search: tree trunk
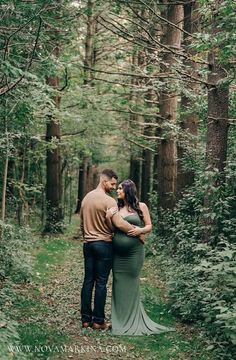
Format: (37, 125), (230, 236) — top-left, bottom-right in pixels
(6, 158), (14, 203)
(177, 1), (200, 198)
(75, 0), (95, 211)
(44, 74), (63, 233)
(203, 2), (229, 243)
(156, 3), (183, 209)
(2, 105), (9, 224)
(129, 51), (142, 197)
(17, 144), (27, 226)
(129, 37), (147, 199)
(130, 155), (141, 197)
(141, 84), (155, 205)
(69, 175), (73, 224)
(86, 161), (94, 193)
(141, 142), (152, 206)
(92, 165), (99, 188)
(84, 0), (95, 85)
(205, 63), (229, 172)
(75, 158), (88, 213)
(152, 151), (158, 194)
(2, 142), (9, 223)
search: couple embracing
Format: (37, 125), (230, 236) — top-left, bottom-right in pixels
(80, 169), (173, 335)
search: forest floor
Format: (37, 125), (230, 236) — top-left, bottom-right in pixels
(7, 216), (214, 360)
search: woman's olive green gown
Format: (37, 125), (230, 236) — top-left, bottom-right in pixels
(112, 214), (174, 336)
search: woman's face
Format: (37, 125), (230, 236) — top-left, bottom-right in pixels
(117, 184), (125, 200)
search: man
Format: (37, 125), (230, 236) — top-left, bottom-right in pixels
(80, 169), (134, 330)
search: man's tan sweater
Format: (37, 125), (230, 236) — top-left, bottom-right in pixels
(80, 189), (133, 242)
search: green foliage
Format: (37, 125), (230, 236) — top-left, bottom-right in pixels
(0, 222), (34, 359)
(0, 311), (24, 360)
(163, 242), (236, 360)
(0, 0), (236, 357)
(193, 0), (236, 67)
(153, 161), (236, 360)
(0, 222), (34, 283)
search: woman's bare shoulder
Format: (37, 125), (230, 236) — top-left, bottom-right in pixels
(139, 202), (148, 210)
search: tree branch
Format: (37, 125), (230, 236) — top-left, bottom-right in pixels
(99, 107), (164, 119)
(97, 17), (156, 51)
(126, 138), (155, 152)
(0, 16), (42, 96)
(137, 0), (193, 39)
(59, 67), (68, 91)
(61, 128), (87, 137)
(82, 64), (163, 79)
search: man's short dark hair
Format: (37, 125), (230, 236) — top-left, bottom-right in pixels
(101, 169), (118, 180)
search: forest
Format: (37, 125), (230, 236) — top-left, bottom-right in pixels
(0, 1), (235, 359)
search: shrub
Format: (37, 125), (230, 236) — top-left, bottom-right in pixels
(0, 310), (25, 360)
(153, 163), (236, 360)
(0, 222), (34, 359)
(0, 222), (34, 283)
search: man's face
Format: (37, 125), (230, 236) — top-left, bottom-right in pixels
(104, 177), (117, 193)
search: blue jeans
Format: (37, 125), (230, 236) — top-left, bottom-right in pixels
(81, 241), (112, 324)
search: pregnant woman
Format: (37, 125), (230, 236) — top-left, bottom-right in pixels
(107, 179), (174, 336)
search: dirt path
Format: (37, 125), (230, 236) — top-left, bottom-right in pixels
(9, 227), (212, 360)
(37, 237), (156, 359)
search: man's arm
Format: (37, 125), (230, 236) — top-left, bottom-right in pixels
(105, 209), (115, 231)
(106, 198), (135, 233)
(111, 212), (134, 233)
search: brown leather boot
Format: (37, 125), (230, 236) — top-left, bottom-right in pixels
(92, 322), (111, 330)
(82, 322), (92, 328)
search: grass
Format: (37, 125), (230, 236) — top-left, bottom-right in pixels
(17, 324), (68, 359)
(33, 237), (76, 283)
(106, 277), (213, 360)
(6, 217), (215, 360)
(8, 232), (77, 360)
(118, 301), (211, 360)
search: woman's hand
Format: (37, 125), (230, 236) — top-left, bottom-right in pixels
(139, 233), (145, 244)
(106, 206), (118, 218)
(127, 226), (143, 237)
(128, 227), (145, 243)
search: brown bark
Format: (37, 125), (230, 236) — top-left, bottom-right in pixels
(1, 144), (9, 223)
(2, 114), (10, 224)
(152, 151), (158, 194)
(129, 51), (142, 197)
(75, 158), (88, 213)
(6, 159), (15, 200)
(141, 140), (152, 205)
(130, 155), (141, 197)
(86, 161), (94, 193)
(44, 74), (63, 233)
(92, 165), (99, 188)
(141, 89), (155, 205)
(205, 64), (229, 173)
(84, 0), (95, 85)
(140, 7), (155, 206)
(16, 144), (28, 226)
(156, 3), (183, 209)
(203, 1), (229, 243)
(75, 0), (96, 211)
(177, 1), (200, 197)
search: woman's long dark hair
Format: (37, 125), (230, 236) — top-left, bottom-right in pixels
(117, 179), (144, 220)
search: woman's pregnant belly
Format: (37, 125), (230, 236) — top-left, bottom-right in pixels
(113, 232), (140, 255)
